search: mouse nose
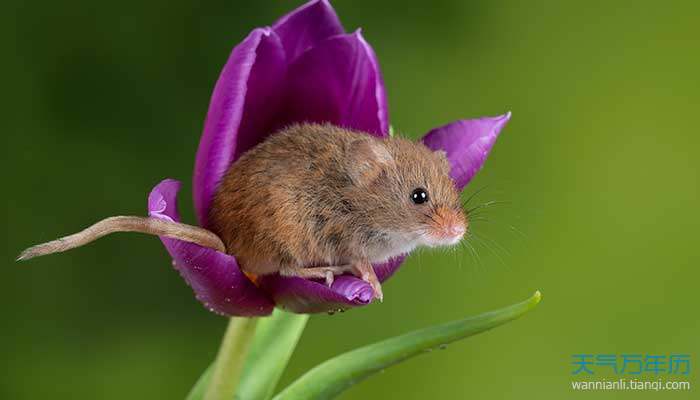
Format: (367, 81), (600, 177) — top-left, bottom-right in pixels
(432, 206), (466, 242)
(447, 224), (466, 238)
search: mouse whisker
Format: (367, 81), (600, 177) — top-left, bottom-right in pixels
(460, 235), (483, 271)
(464, 200), (511, 215)
(467, 210), (496, 220)
(461, 185), (489, 208)
(476, 231), (512, 258)
(470, 232), (510, 270)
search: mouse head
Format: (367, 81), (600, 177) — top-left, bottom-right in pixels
(346, 136), (467, 251)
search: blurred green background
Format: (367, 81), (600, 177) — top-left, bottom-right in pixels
(4, 1), (698, 399)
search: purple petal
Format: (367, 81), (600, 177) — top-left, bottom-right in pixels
(258, 274), (374, 314)
(148, 179), (274, 317)
(273, 0), (345, 62)
(193, 28), (287, 228)
(374, 256), (407, 283)
(256, 255), (406, 314)
(421, 113), (511, 190)
(279, 30), (389, 136)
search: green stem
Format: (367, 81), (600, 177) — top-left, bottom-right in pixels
(203, 317), (259, 400)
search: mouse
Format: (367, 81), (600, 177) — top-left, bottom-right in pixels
(17, 123), (467, 301)
(208, 123), (467, 300)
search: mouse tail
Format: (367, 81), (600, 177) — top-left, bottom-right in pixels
(16, 216), (226, 261)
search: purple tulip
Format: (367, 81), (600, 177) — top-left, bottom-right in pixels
(147, 0), (510, 316)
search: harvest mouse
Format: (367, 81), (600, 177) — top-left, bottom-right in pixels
(18, 123), (467, 301)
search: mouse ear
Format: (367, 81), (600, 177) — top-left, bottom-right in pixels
(347, 138), (393, 186)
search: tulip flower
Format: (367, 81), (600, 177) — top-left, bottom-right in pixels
(18, 0), (510, 317)
(17, 3), (539, 399)
(149, 0), (510, 316)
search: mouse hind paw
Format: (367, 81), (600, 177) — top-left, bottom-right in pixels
(280, 263), (383, 302)
(280, 264), (355, 287)
(351, 262), (383, 302)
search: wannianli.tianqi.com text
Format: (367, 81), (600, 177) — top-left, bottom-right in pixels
(571, 379), (690, 391)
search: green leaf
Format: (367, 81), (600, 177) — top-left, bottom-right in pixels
(185, 365), (212, 400)
(186, 365), (211, 400)
(236, 311), (309, 400)
(186, 310), (309, 400)
(273, 291), (541, 400)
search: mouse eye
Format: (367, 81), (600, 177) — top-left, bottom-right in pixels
(411, 188), (429, 204)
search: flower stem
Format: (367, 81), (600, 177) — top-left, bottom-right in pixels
(203, 317), (259, 400)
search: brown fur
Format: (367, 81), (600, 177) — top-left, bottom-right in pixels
(209, 123), (466, 280)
